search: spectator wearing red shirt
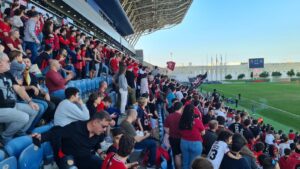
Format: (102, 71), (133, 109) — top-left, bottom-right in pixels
(45, 59), (74, 99)
(58, 28), (70, 50)
(0, 17), (11, 39)
(110, 53), (121, 74)
(179, 104), (205, 169)
(68, 31), (78, 51)
(102, 135), (138, 169)
(253, 142), (265, 163)
(97, 95), (112, 112)
(289, 129), (296, 141)
(53, 26), (61, 52)
(279, 148), (300, 169)
(164, 102), (184, 169)
(3, 29), (23, 54)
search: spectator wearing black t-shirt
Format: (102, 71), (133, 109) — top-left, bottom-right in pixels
(242, 119), (255, 145)
(229, 115), (244, 135)
(249, 119), (261, 141)
(220, 133), (251, 169)
(203, 120), (218, 155)
(32, 112), (112, 169)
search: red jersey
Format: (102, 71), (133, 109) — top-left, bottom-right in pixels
(74, 53), (83, 70)
(97, 102), (105, 112)
(68, 36), (77, 51)
(180, 118), (205, 141)
(3, 37), (21, 54)
(164, 112), (182, 139)
(101, 153), (127, 169)
(110, 58), (119, 74)
(0, 21), (11, 39)
(53, 34), (60, 51)
(279, 155), (300, 169)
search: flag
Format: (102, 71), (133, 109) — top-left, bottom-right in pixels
(189, 72), (208, 88)
(167, 61), (176, 71)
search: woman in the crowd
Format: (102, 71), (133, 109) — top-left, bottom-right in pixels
(86, 92), (103, 117)
(179, 104), (205, 169)
(136, 97), (152, 132)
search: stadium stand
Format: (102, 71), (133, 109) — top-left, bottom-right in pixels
(0, 1), (299, 169)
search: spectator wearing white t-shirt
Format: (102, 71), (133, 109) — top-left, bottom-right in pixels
(279, 136), (290, 157)
(214, 103), (226, 119)
(175, 87), (184, 101)
(207, 130), (233, 169)
(265, 130), (275, 145)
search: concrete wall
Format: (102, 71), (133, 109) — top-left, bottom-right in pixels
(168, 62), (300, 82)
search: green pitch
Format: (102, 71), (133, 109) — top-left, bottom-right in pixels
(201, 82), (300, 132)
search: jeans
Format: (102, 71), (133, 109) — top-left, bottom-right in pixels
(0, 103), (38, 143)
(180, 139), (203, 169)
(85, 62), (90, 77)
(100, 63), (109, 74)
(28, 99), (48, 131)
(135, 138), (156, 166)
(24, 41), (38, 64)
(95, 63), (100, 77)
(119, 88), (128, 114)
(51, 89), (65, 99)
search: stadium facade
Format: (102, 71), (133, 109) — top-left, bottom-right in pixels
(168, 62), (300, 82)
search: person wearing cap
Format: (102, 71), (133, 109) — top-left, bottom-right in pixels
(23, 11), (40, 64)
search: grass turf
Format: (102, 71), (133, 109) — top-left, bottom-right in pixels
(201, 82), (300, 132)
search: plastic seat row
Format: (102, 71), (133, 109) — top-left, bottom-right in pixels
(66, 76), (109, 99)
(0, 123), (54, 169)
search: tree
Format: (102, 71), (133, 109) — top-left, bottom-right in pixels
(259, 71), (269, 78)
(297, 72), (300, 77)
(250, 72), (253, 78)
(238, 74), (245, 80)
(287, 69), (295, 77)
(225, 74), (232, 80)
(271, 71), (282, 77)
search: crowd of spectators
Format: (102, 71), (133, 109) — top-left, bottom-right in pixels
(0, 1), (300, 169)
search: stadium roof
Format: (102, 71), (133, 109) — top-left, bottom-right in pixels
(120, 0), (193, 45)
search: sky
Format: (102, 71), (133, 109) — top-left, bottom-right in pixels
(135, 0), (300, 67)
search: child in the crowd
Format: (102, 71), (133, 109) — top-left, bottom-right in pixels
(192, 157), (213, 169)
(106, 128), (125, 154)
(9, 50), (26, 84)
(207, 130), (233, 169)
(102, 135), (139, 169)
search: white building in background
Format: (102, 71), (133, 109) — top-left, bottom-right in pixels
(168, 62), (300, 82)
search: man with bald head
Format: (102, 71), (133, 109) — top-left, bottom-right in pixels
(120, 109), (157, 168)
(0, 50), (39, 145)
(99, 81), (108, 96)
(46, 59), (74, 99)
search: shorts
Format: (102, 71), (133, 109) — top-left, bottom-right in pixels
(169, 137), (181, 156)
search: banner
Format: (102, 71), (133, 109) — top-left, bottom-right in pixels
(166, 61), (176, 71)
